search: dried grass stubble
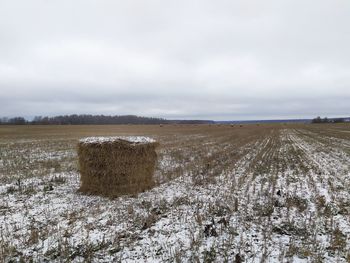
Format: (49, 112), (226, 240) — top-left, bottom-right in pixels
(78, 140), (159, 197)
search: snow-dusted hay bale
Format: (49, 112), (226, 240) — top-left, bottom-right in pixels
(78, 136), (158, 197)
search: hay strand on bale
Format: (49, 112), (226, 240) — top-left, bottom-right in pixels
(77, 136), (158, 197)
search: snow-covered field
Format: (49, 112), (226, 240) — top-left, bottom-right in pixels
(0, 124), (349, 262)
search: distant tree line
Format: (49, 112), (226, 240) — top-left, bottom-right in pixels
(30, 115), (168, 125)
(311, 116), (345, 124)
(0, 117), (27, 125)
(0, 115), (214, 125)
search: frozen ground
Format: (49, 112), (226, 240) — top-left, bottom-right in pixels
(0, 125), (349, 262)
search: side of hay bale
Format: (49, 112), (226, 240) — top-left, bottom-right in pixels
(78, 137), (158, 197)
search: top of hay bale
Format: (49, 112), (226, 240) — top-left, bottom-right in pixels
(79, 136), (156, 145)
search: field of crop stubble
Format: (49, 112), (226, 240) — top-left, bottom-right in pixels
(0, 123), (350, 262)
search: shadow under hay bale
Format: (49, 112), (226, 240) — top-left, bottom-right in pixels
(77, 136), (159, 197)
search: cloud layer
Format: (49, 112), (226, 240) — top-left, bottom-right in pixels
(1, 0), (349, 120)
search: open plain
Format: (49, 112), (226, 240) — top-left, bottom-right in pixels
(0, 124), (350, 262)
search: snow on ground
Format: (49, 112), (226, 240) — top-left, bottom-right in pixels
(0, 126), (349, 262)
(80, 136), (156, 144)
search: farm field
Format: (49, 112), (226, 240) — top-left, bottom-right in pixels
(0, 124), (350, 262)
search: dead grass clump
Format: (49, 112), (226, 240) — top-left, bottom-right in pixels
(286, 196), (308, 212)
(328, 227), (347, 253)
(77, 137), (158, 197)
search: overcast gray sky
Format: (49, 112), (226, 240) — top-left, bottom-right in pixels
(0, 0), (349, 120)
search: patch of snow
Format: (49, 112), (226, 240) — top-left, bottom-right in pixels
(79, 136), (156, 144)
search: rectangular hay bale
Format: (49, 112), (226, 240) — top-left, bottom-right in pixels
(77, 136), (158, 197)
